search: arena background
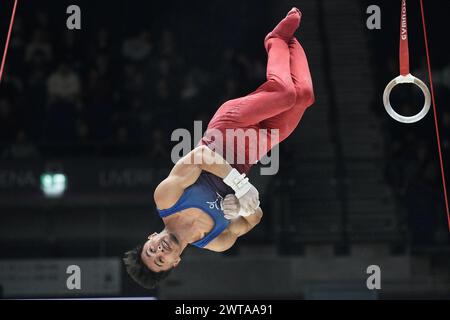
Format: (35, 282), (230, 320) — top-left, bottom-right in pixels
(0, 0), (449, 299)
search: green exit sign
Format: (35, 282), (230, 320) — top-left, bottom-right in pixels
(40, 173), (67, 198)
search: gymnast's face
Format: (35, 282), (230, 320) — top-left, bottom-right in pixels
(141, 232), (182, 272)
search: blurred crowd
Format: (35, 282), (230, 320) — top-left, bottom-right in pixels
(0, 8), (266, 159)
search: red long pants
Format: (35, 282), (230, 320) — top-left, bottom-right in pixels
(200, 37), (315, 174)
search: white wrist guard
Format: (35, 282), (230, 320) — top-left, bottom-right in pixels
(238, 200), (260, 217)
(238, 206), (251, 217)
(223, 168), (251, 199)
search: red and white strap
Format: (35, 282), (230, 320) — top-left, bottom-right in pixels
(383, 0), (431, 124)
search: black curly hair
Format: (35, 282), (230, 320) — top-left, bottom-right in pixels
(123, 243), (173, 289)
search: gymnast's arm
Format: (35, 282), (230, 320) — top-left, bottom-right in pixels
(204, 207), (264, 252)
(154, 145), (234, 209)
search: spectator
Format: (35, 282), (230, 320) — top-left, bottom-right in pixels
(47, 63), (81, 103)
(122, 31), (153, 62)
(96, 27), (111, 53)
(180, 72), (201, 101)
(25, 29), (52, 65)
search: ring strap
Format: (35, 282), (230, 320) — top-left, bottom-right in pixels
(399, 0), (410, 76)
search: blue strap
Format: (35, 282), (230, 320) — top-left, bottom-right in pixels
(157, 189), (191, 217)
(191, 219), (229, 248)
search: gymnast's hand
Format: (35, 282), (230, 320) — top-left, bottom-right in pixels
(222, 193), (259, 219)
(222, 194), (240, 219)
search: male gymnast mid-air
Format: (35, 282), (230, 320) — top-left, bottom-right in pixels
(124, 7), (315, 289)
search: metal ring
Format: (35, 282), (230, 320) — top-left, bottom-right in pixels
(383, 73), (431, 124)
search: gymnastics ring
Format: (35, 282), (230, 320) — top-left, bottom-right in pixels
(383, 73), (431, 124)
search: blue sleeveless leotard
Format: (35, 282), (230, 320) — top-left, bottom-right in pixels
(157, 172), (233, 248)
